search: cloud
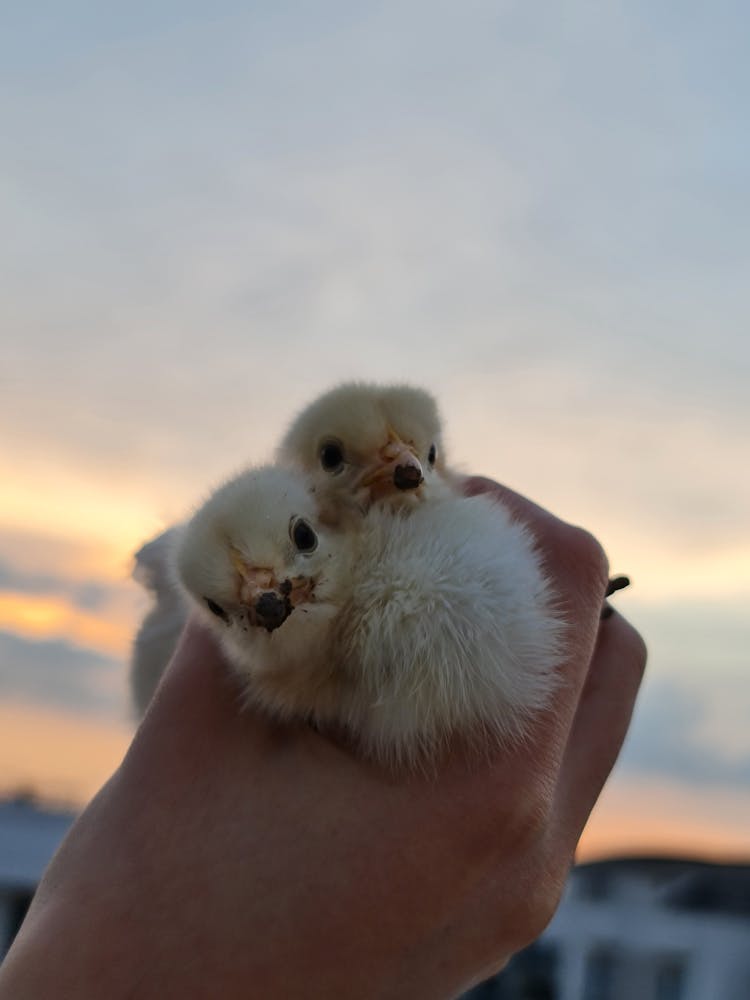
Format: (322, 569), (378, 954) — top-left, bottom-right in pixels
(0, 525), (133, 583)
(0, 559), (113, 610)
(0, 541), (146, 658)
(2, 2), (748, 576)
(0, 630), (127, 722)
(2, 2), (748, 405)
(619, 675), (750, 789)
(628, 598), (749, 669)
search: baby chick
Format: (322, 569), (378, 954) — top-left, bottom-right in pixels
(132, 379), (622, 726)
(130, 527), (187, 717)
(130, 381), (453, 716)
(330, 492), (562, 764)
(277, 381), (456, 524)
(176, 465), (349, 721)
(176, 464), (562, 766)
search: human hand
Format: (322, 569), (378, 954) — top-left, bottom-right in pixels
(0, 477), (645, 1000)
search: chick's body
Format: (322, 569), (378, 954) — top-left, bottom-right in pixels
(176, 465), (562, 766)
(331, 495), (562, 763)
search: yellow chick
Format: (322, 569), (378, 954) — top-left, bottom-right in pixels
(175, 463), (563, 767)
(130, 381), (454, 716)
(276, 381), (456, 524)
(176, 465), (348, 720)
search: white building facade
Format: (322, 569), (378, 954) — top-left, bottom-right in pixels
(547, 859), (750, 1000)
(464, 857), (750, 1000)
(2, 799), (749, 998)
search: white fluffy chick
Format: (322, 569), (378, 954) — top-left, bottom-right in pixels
(130, 381), (453, 717)
(176, 464), (563, 767)
(333, 497), (562, 764)
(130, 527), (187, 716)
(277, 381), (456, 524)
(176, 465), (347, 717)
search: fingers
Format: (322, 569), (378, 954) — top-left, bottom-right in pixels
(553, 611), (647, 850)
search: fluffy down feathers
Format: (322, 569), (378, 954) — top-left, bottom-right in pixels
(130, 380), (564, 767)
(176, 465), (346, 689)
(331, 494), (562, 764)
(130, 527), (187, 717)
(175, 464), (563, 767)
(130, 380), (453, 715)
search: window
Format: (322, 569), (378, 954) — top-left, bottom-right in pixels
(655, 957), (686, 1000)
(583, 946), (618, 1000)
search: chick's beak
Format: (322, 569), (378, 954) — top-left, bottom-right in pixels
(230, 554), (293, 633)
(230, 551), (315, 633)
(253, 591), (291, 632)
(359, 431), (424, 500)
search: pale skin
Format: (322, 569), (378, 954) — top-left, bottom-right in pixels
(0, 478), (646, 1000)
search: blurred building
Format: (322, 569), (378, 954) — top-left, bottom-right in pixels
(0, 796), (75, 960)
(2, 800), (749, 997)
(464, 857), (750, 1000)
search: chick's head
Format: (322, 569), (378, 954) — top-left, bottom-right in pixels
(277, 382), (448, 523)
(176, 465), (340, 640)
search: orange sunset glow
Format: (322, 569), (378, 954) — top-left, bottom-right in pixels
(0, 592), (134, 659)
(578, 777), (750, 863)
(0, 702), (132, 806)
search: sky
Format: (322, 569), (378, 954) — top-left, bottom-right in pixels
(1, 1), (748, 859)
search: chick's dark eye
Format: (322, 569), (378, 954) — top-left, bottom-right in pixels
(204, 597), (229, 623)
(290, 517), (318, 553)
(428, 444), (437, 466)
(320, 440), (344, 473)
